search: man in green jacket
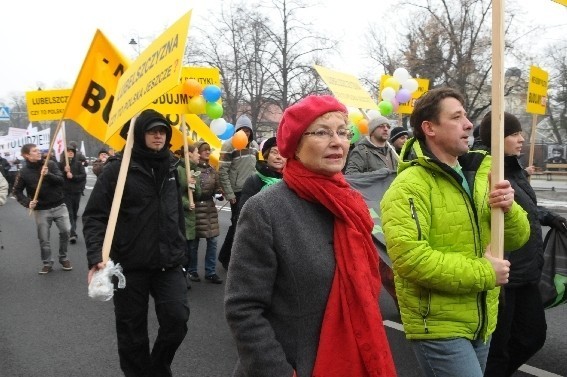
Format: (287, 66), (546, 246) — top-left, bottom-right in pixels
(381, 87), (530, 377)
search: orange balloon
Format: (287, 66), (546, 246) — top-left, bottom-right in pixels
(183, 79), (203, 97)
(357, 118), (369, 134)
(232, 130), (248, 150)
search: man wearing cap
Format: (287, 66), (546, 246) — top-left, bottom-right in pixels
(389, 126), (409, 155)
(344, 116), (398, 174)
(217, 114), (259, 269)
(60, 145), (86, 244)
(83, 109), (189, 376)
(92, 149), (109, 177)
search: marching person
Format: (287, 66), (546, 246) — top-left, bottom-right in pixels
(60, 145), (86, 244)
(83, 109), (189, 377)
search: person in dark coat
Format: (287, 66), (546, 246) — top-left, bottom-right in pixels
(59, 145), (86, 244)
(186, 141), (223, 284)
(480, 111), (567, 377)
(238, 137), (286, 213)
(225, 95), (396, 377)
(82, 109), (189, 377)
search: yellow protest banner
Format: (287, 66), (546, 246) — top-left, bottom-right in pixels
(106, 10), (192, 142)
(63, 30), (131, 150)
(526, 66), (548, 115)
(379, 75), (429, 114)
(552, 0), (567, 6)
(313, 65), (378, 109)
(26, 89), (71, 121)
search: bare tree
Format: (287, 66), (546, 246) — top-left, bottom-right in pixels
(544, 42), (567, 144)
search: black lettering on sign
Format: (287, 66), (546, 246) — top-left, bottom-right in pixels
(82, 81), (106, 113)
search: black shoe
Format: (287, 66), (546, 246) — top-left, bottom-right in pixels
(69, 236), (77, 244)
(205, 274), (223, 284)
(188, 272), (201, 282)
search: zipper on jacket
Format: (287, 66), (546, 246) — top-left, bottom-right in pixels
(419, 290), (431, 334)
(409, 198), (422, 240)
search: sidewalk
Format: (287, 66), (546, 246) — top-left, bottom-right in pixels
(530, 176), (567, 213)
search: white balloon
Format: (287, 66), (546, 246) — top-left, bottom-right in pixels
(402, 78), (419, 94)
(367, 109), (382, 119)
(210, 118), (227, 135)
(393, 68), (410, 83)
(381, 87), (396, 101)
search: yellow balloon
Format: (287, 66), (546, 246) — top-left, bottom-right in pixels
(384, 77), (400, 91)
(348, 112), (364, 124)
(187, 96), (206, 114)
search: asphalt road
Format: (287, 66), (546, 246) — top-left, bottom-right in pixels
(0, 172), (565, 376)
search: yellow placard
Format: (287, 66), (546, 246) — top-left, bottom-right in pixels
(63, 30), (131, 150)
(106, 11), (192, 141)
(313, 65), (378, 109)
(148, 66), (220, 114)
(25, 89), (72, 121)
(168, 114), (222, 168)
(526, 66), (548, 115)
(379, 75), (429, 115)
(552, 0), (567, 6)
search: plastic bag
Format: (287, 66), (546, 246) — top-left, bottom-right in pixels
(539, 228), (567, 309)
(88, 260), (126, 301)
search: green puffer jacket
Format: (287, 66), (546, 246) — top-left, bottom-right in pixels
(381, 138), (529, 342)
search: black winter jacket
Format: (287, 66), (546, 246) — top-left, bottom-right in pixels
(59, 157), (87, 194)
(13, 159), (65, 210)
(505, 155), (560, 286)
(82, 155), (187, 271)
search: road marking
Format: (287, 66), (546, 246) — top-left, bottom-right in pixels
(382, 320), (563, 376)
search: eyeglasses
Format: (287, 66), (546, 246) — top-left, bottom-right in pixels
(303, 128), (354, 140)
(377, 124), (391, 130)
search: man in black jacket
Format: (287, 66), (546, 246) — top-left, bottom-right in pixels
(60, 145), (87, 244)
(13, 143), (72, 274)
(83, 109), (189, 377)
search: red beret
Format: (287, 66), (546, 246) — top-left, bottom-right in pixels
(276, 95), (347, 159)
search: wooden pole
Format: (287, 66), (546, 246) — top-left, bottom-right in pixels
(181, 114), (194, 210)
(490, 0), (505, 259)
(101, 116), (137, 264)
(528, 114), (538, 182)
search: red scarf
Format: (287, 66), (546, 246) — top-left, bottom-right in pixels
(284, 159), (396, 377)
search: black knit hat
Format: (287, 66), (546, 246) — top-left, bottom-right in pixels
(389, 127), (409, 144)
(479, 111), (523, 148)
(261, 137), (277, 158)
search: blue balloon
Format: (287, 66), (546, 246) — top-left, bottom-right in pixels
(202, 85), (222, 102)
(218, 123), (234, 140)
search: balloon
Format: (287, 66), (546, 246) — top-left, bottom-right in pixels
(348, 112), (363, 124)
(395, 88), (412, 104)
(384, 77), (400, 91)
(183, 79), (203, 97)
(202, 85), (222, 102)
(402, 78), (419, 93)
(357, 118), (369, 134)
(232, 130), (248, 150)
(393, 68), (410, 83)
(378, 100), (394, 116)
(349, 124), (361, 144)
(367, 109), (382, 119)
(205, 101), (224, 119)
(391, 98), (399, 112)
(210, 118), (227, 135)
(187, 96), (206, 114)
(381, 87), (396, 101)
(218, 123), (235, 140)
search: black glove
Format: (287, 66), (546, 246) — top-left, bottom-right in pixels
(551, 216), (567, 234)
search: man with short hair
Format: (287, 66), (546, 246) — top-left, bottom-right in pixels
(344, 116), (397, 174)
(381, 87), (530, 376)
(13, 143), (72, 274)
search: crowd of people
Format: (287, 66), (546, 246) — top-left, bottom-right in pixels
(5, 87), (567, 377)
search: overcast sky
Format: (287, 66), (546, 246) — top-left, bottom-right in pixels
(1, 0), (566, 104)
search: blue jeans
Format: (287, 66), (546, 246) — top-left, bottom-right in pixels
(188, 237), (218, 277)
(33, 204), (71, 266)
(410, 337), (491, 377)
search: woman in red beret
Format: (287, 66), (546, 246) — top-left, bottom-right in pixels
(225, 95), (396, 377)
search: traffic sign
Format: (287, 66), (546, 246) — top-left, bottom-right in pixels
(0, 106), (10, 120)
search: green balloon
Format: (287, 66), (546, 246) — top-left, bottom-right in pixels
(378, 100), (393, 116)
(205, 101), (224, 119)
(350, 123), (361, 144)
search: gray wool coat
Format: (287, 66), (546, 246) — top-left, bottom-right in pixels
(225, 181), (337, 377)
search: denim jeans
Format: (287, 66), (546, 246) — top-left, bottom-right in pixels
(410, 337), (491, 377)
(188, 236), (218, 277)
(33, 204), (71, 266)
